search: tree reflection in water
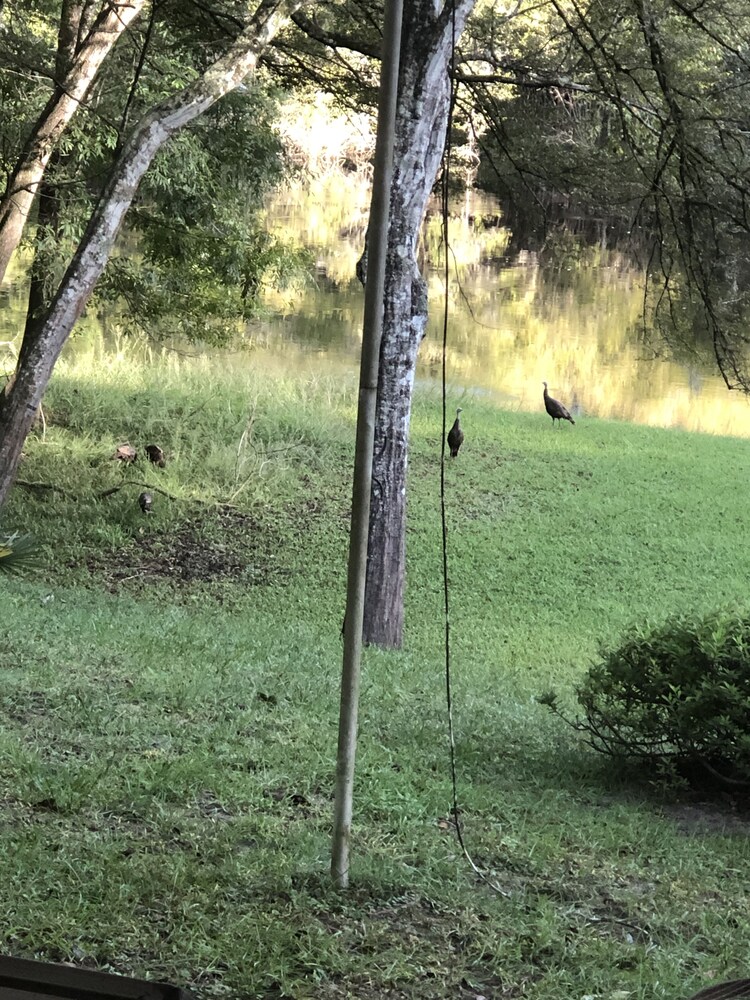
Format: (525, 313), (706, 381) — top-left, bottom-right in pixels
(3, 175), (750, 438)
(260, 177), (750, 438)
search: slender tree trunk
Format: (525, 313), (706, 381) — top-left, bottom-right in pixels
(362, 0), (477, 649)
(24, 0), (82, 339)
(0, 0), (301, 509)
(4, 0), (84, 399)
(0, 0), (146, 286)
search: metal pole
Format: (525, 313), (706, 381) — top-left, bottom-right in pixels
(331, 0), (404, 889)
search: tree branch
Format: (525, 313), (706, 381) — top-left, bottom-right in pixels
(289, 10), (380, 58)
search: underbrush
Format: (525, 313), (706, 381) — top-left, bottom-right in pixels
(3, 348), (750, 998)
(548, 610), (750, 791)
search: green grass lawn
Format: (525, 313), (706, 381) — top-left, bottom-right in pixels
(3, 346), (750, 999)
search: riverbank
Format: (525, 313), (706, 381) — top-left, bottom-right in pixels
(3, 350), (750, 999)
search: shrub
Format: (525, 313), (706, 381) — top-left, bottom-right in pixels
(560, 610), (750, 789)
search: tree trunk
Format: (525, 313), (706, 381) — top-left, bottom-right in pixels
(23, 0), (82, 338)
(0, 0), (146, 286)
(362, 0), (477, 649)
(4, 0), (81, 404)
(0, 0), (301, 509)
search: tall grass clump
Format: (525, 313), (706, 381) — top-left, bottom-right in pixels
(5, 336), (359, 563)
(44, 337), (357, 480)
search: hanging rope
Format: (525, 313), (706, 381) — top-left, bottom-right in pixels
(439, 0), (509, 898)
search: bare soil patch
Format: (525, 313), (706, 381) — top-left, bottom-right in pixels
(71, 508), (289, 591)
(661, 802), (750, 835)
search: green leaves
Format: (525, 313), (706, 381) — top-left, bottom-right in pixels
(87, 85), (311, 345)
(574, 609), (750, 789)
(0, 532), (39, 575)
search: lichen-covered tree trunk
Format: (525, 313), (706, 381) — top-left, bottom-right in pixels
(362, 0), (476, 648)
(0, 0), (301, 510)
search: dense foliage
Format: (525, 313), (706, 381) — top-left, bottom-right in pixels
(3, 0), (750, 358)
(268, 0), (750, 387)
(0, 532), (37, 574)
(573, 611), (750, 789)
(459, 0), (750, 385)
(94, 88), (309, 343)
(0, 0), (307, 345)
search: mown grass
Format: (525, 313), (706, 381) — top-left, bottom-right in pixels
(3, 342), (750, 999)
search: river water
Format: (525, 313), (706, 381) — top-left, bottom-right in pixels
(3, 174), (750, 437)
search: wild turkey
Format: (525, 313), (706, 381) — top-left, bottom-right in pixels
(145, 444), (166, 468)
(112, 443), (137, 463)
(138, 491), (153, 514)
(542, 382), (575, 426)
(447, 407), (464, 457)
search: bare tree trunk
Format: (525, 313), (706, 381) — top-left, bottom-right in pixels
(0, 0), (146, 286)
(23, 0), (83, 337)
(362, 0), (477, 649)
(364, 254), (427, 648)
(3, 0), (85, 404)
(0, 0), (301, 509)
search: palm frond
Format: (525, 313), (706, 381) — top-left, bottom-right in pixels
(0, 533), (39, 575)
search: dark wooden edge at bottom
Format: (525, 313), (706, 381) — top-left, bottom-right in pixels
(688, 980), (750, 1000)
(0, 955), (197, 1000)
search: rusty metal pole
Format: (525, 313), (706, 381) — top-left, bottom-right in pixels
(331, 0), (404, 889)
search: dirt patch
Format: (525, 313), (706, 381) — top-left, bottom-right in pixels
(305, 894), (511, 998)
(661, 802), (750, 835)
(73, 508), (289, 591)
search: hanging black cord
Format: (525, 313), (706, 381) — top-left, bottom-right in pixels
(439, 0), (508, 897)
(439, 0), (461, 842)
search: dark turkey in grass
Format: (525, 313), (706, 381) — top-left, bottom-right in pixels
(447, 407), (464, 457)
(542, 382), (575, 426)
(145, 444), (166, 468)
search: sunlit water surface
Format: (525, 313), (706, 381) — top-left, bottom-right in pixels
(258, 177), (750, 437)
(3, 175), (750, 437)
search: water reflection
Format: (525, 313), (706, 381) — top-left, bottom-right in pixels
(2, 176), (750, 438)
(260, 177), (750, 437)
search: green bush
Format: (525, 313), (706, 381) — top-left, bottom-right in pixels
(573, 610), (750, 789)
